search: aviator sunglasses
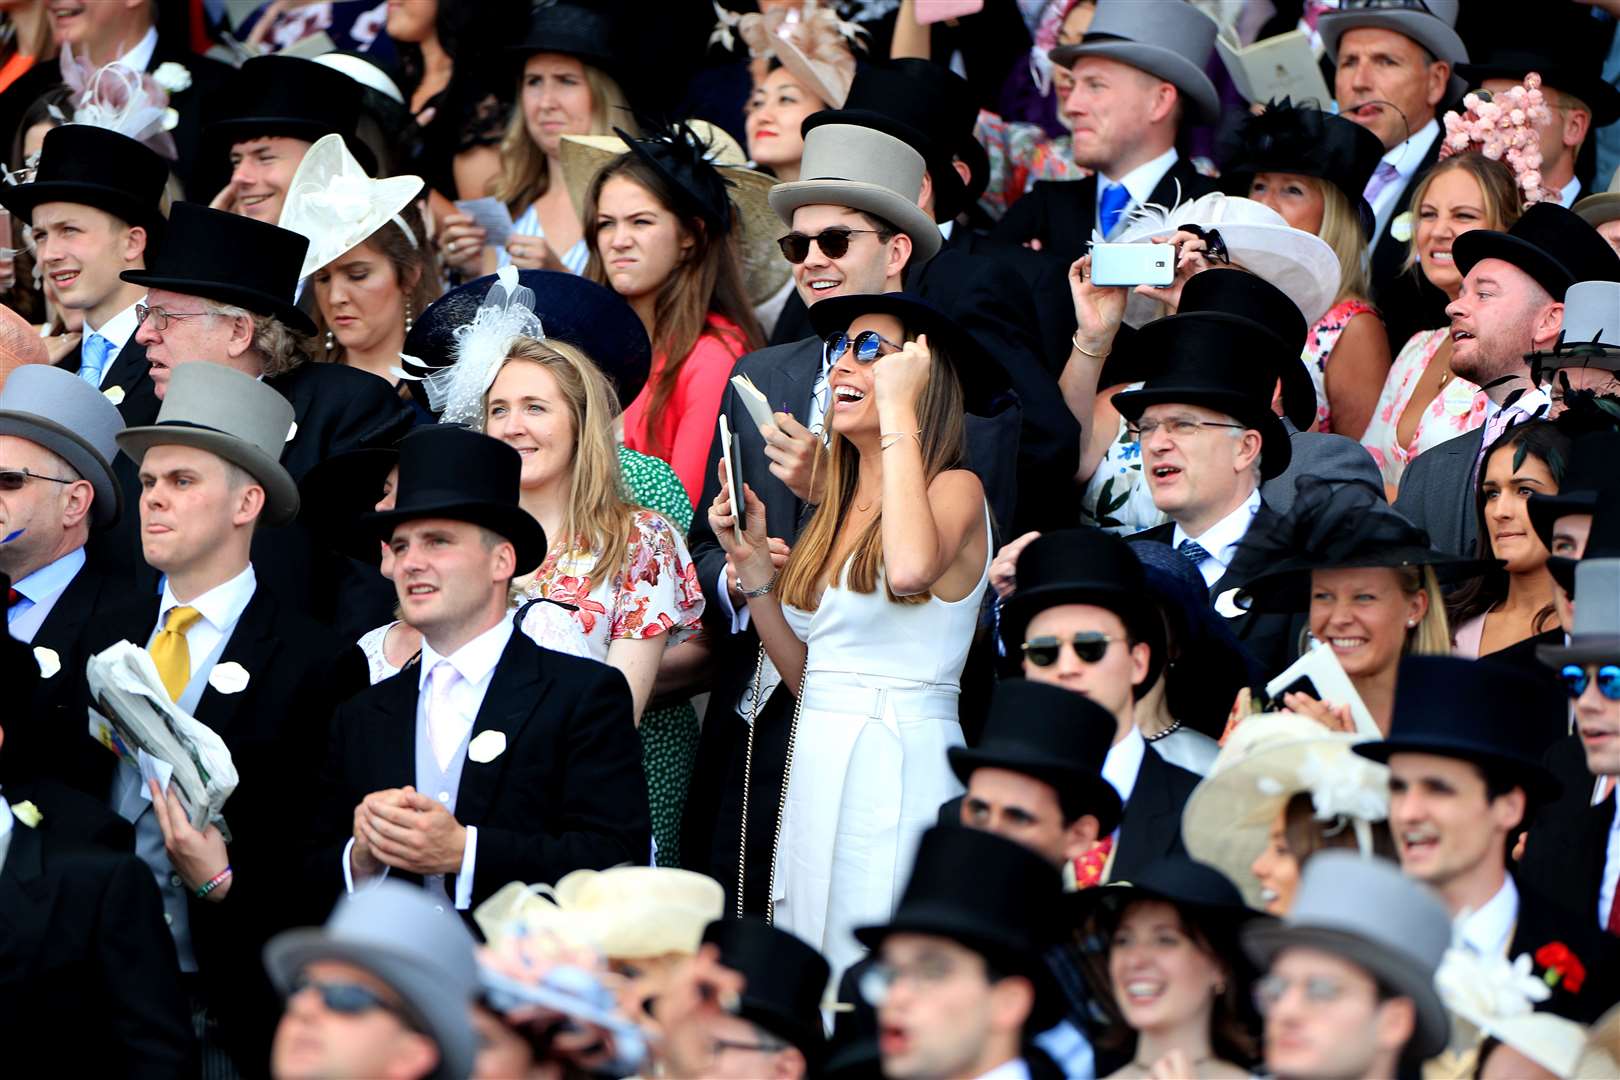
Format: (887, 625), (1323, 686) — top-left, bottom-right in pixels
(776, 227), (882, 263)
(825, 330), (904, 364)
(1021, 632), (1121, 667)
(1561, 664), (1620, 701)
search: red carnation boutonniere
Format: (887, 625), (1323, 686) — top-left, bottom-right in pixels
(1534, 942), (1586, 994)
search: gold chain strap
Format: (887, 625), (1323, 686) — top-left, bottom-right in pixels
(734, 644), (805, 926)
(735, 645), (766, 919)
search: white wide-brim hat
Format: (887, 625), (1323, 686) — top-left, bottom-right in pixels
(278, 133), (424, 281)
(474, 867), (725, 961)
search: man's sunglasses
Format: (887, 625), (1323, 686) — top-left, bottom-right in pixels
(290, 975), (416, 1028)
(777, 227), (882, 263)
(0, 467), (74, 491)
(1561, 664), (1620, 701)
(825, 330), (903, 364)
(1021, 632), (1121, 667)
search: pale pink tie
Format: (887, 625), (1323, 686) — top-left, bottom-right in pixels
(1364, 160), (1402, 207)
(426, 660), (464, 771)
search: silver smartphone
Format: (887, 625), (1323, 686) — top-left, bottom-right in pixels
(1089, 243), (1175, 288)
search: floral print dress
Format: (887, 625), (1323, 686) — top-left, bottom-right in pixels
(1303, 298), (1379, 432)
(1081, 382), (1169, 535)
(1361, 327), (1488, 491)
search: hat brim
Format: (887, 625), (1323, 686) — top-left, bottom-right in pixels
(768, 180), (942, 261)
(0, 411), (120, 529)
(1049, 42), (1220, 125)
(1575, 193), (1620, 228)
(1111, 385), (1293, 479)
(117, 422), (300, 527)
(1353, 738), (1561, 803)
(772, 33), (851, 109)
(1456, 62), (1620, 128)
(0, 181), (167, 241)
(1238, 553), (1501, 613)
(118, 270), (317, 336)
(263, 929), (476, 1080)
(1318, 10), (1469, 66)
(947, 745), (1123, 836)
(802, 108), (970, 222)
(1528, 491), (1596, 552)
(363, 499), (548, 576)
(1242, 922), (1449, 1059)
(205, 120), (378, 176)
(1538, 634), (1620, 667)
(1547, 555), (1577, 595)
(298, 446), (398, 563)
(1453, 230), (1572, 303)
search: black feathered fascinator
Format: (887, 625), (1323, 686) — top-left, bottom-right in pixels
(618, 120), (737, 234)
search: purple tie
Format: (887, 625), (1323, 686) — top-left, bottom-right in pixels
(1364, 160), (1402, 208)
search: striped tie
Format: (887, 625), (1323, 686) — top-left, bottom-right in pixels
(1178, 539), (1211, 567)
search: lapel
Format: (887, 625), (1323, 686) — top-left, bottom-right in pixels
(191, 587), (280, 738)
(0, 824), (50, 969)
(1145, 159), (1195, 210)
(368, 669), (422, 791)
(769, 337), (824, 427)
(1116, 748), (1176, 874)
(1050, 174), (1101, 252)
(1372, 137), (1442, 277)
(32, 559), (100, 652)
(451, 632), (551, 825)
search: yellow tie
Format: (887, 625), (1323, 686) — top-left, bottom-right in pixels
(150, 605), (203, 701)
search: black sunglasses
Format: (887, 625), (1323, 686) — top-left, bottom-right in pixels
(777, 227), (882, 263)
(1021, 632), (1121, 667)
(1561, 664), (1620, 701)
(290, 975), (415, 1027)
(826, 330), (904, 364)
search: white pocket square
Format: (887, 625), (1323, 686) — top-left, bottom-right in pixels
(208, 661), (250, 694)
(468, 730), (506, 764)
(33, 646), (60, 678)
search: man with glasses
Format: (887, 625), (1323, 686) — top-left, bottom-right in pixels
(266, 881), (478, 1080)
(1243, 851), (1451, 1080)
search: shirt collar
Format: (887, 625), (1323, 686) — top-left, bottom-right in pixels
(11, 547), (85, 605)
(117, 26), (160, 74)
(974, 1057), (1033, 1080)
(1458, 875), (1519, 957)
(419, 616), (515, 691)
(84, 296), (144, 350)
(1171, 488), (1261, 568)
(1558, 175), (1582, 208)
(160, 564), (256, 634)
(0, 794), (13, 876)
(1099, 147), (1179, 212)
(1485, 386), (1554, 420)
(1380, 118), (1440, 180)
(1103, 723), (1145, 805)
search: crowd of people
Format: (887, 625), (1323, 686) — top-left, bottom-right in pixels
(9, 0), (1620, 1078)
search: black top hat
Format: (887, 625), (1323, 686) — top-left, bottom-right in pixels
(1174, 268), (1315, 431)
(616, 122), (734, 233)
(204, 55), (372, 172)
(401, 269), (651, 410)
(1112, 313), (1295, 479)
(854, 826), (1063, 998)
(999, 527), (1165, 695)
(1457, 33), (1620, 128)
(362, 425), (549, 574)
(508, 2), (622, 82)
(1547, 471), (1620, 594)
(701, 918), (829, 1062)
(1219, 99), (1384, 239)
(1354, 655), (1564, 803)
(949, 679), (1124, 835)
(1066, 856), (1263, 945)
(802, 58), (989, 222)
(121, 202), (315, 335)
(1235, 477), (1498, 612)
(0, 125), (169, 239)
(298, 444), (399, 564)
(822, 957), (882, 1080)
(807, 292), (1013, 414)
(1530, 430), (1620, 554)
(1453, 201), (1620, 301)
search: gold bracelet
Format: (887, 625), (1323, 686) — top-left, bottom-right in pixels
(1071, 332), (1109, 359)
(881, 430), (922, 451)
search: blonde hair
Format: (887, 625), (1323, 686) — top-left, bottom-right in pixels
(492, 60), (636, 213)
(1399, 565), (1452, 655)
(479, 336), (633, 585)
(1401, 152), (1523, 275)
(1311, 178), (1371, 306)
(776, 330), (967, 610)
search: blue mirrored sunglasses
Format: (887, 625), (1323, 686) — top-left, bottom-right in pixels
(1561, 664), (1620, 701)
(825, 330), (903, 364)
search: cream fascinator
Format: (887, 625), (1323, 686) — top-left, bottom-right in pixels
(278, 133), (423, 281)
(1435, 940), (1588, 1078)
(474, 867), (725, 960)
(711, 0), (864, 108)
(57, 43), (178, 160)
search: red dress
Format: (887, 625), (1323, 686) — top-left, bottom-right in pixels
(622, 312), (748, 507)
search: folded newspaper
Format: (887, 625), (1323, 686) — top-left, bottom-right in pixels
(86, 641), (239, 837)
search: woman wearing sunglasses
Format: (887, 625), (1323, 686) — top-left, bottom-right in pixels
(706, 291), (1008, 977)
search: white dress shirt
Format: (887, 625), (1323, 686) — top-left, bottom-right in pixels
(80, 298), (144, 387)
(344, 616), (513, 911)
(148, 564), (257, 663)
(975, 1058), (1033, 1080)
(1096, 147), (1179, 237)
(1457, 875), (1519, 958)
(117, 26), (159, 74)
(1557, 175), (1582, 209)
(1171, 488), (1262, 588)
(0, 796), (12, 877)
(1102, 723), (1145, 806)
(1369, 118), (1440, 244)
(7, 547), (85, 643)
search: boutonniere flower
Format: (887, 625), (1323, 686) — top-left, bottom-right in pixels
(103, 385), (126, 405)
(1390, 211), (1413, 243)
(1535, 942), (1586, 994)
(11, 800), (41, 828)
(32, 646), (59, 678)
(207, 661), (250, 695)
(152, 61), (191, 94)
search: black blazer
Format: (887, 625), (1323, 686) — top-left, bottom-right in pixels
(1109, 744), (1199, 882)
(1368, 135), (1450, 356)
(1522, 737), (1611, 935)
(945, 226), (1077, 378)
(0, 821), (194, 1078)
(1392, 424), (1484, 557)
(1509, 880), (1620, 1022)
(311, 630), (650, 919)
(990, 158), (1222, 267)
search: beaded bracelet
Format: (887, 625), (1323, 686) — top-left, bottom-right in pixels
(195, 865), (232, 900)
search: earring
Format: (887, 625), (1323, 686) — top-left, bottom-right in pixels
(403, 300), (413, 335)
(324, 330), (335, 352)
(1407, 619), (1418, 628)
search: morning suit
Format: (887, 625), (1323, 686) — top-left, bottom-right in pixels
(1521, 736), (1614, 937)
(1108, 745), (1201, 882)
(1262, 420), (1385, 515)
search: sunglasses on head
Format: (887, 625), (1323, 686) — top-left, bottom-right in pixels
(776, 227), (882, 263)
(1561, 664), (1620, 701)
(1021, 632), (1121, 667)
(290, 974), (414, 1026)
(825, 330), (904, 364)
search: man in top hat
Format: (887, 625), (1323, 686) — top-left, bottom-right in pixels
(1529, 280), (1620, 413)
(658, 918), (829, 1080)
(990, 0), (1222, 265)
(206, 54), (373, 224)
(1244, 850), (1452, 1080)
(1396, 202), (1620, 555)
(311, 425), (650, 923)
(0, 0), (232, 199)
(66, 362), (357, 1071)
(0, 366), (129, 785)
(265, 880), (479, 1080)
(997, 529), (1199, 886)
(1321, 0), (1468, 353)
(1355, 655), (1620, 1024)
(124, 200), (414, 629)
(855, 825), (1065, 1080)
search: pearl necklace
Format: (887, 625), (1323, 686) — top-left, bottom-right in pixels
(1144, 719), (1184, 743)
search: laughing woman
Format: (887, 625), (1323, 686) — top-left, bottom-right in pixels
(708, 293), (1004, 976)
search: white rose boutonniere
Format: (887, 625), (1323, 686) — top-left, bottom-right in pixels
(11, 800), (42, 828)
(153, 62), (191, 94)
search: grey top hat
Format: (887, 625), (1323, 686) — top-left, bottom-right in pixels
(1574, 166), (1620, 228)
(0, 365), (124, 529)
(1243, 850), (1451, 1060)
(1540, 560), (1620, 667)
(768, 124), (942, 262)
(115, 364), (300, 527)
(1319, 0), (1468, 100)
(1532, 280), (1620, 375)
(264, 881), (479, 1080)
(1048, 0), (1220, 125)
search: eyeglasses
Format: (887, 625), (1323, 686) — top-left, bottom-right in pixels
(1253, 973), (1360, 1014)
(1021, 631), (1122, 667)
(1340, 0), (1433, 11)
(1561, 664), (1620, 701)
(289, 975), (415, 1027)
(135, 304), (223, 331)
(826, 330), (904, 364)
(707, 1036), (788, 1058)
(1126, 417), (1248, 443)
(777, 227), (883, 263)
(859, 956), (966, 1006)
(0, 467), (74, 491)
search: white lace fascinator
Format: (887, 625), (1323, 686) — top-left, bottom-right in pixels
(396, 266), (544, 425)
(57, 43), (177, 160)
(277, 133), (424, 281)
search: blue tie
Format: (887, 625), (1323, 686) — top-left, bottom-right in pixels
(1178, 539), (1211, 567)
(1099, 182), (1131, 237)
(79, 332), (113, 388)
